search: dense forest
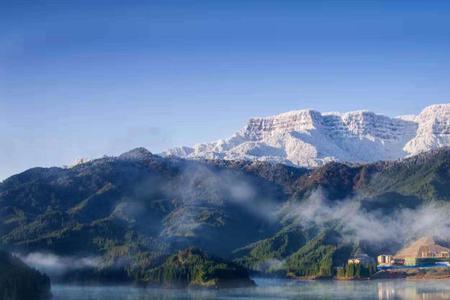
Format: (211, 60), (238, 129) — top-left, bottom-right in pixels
(0, 250), (50, 300)
(0, 147), (449, 285)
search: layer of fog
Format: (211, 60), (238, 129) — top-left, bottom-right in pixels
(18, 252), (101, 276)
(19, 161), (450, 274)
(114, 162), (450, 250)
(282, 189), (450, 247)
(114, 163), (282, 239)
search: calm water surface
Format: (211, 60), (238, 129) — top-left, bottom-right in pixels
(52, 278), (450, 300)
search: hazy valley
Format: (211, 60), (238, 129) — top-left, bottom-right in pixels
(2, 142), (450, 291)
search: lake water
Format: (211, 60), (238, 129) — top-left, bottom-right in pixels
(52, 278), (450, 300)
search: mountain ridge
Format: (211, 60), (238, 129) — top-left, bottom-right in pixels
(1, 146), (450, 282)
(164, 104), (450, 167)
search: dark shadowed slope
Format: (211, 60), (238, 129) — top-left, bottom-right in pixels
(1, 147), (450, 282)
(0, 250), (51, 300)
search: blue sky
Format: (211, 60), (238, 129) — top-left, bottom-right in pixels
(1, 0), (450, 179)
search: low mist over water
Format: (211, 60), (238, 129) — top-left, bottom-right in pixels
(52, 278), (450, 300)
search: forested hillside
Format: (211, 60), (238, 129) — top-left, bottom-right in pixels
(1, 147), (449, 284)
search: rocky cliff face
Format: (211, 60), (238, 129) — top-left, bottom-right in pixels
(403, 104), (450, 155)
(164, 104), (450, 167)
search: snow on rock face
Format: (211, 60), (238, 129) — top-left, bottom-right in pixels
(119, 147), (153, 161)
(163, 104), (450, 167)
(404, 104), (450, 155)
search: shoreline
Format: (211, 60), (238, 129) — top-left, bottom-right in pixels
(44, 266), (450, 291)
(285, 267), (450, 282)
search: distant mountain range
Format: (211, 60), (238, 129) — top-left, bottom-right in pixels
(1, 103), (450, 285)
(1, 145), (450, 282)
(164, 104), (450, 167)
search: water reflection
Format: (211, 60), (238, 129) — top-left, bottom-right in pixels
(377, 281), (450, 300)
(52, 278), (450, 300)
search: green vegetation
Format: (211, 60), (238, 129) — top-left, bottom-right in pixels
(1, 147), (450, 285)
(284, 230), (356, 279)
(145, 248), (255, 288)
(336, 263), (377, 279)
(233, 227), (307, 275)
(0, 250), (51, 300)
(360, 149), (450, 202)
(286, 231), (337, 278)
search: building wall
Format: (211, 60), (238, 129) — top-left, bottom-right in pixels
(377, 255), (392, 265)
(404, 257), (450, 266)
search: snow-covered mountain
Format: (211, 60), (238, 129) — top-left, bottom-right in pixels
(163, 104), (450, 167)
